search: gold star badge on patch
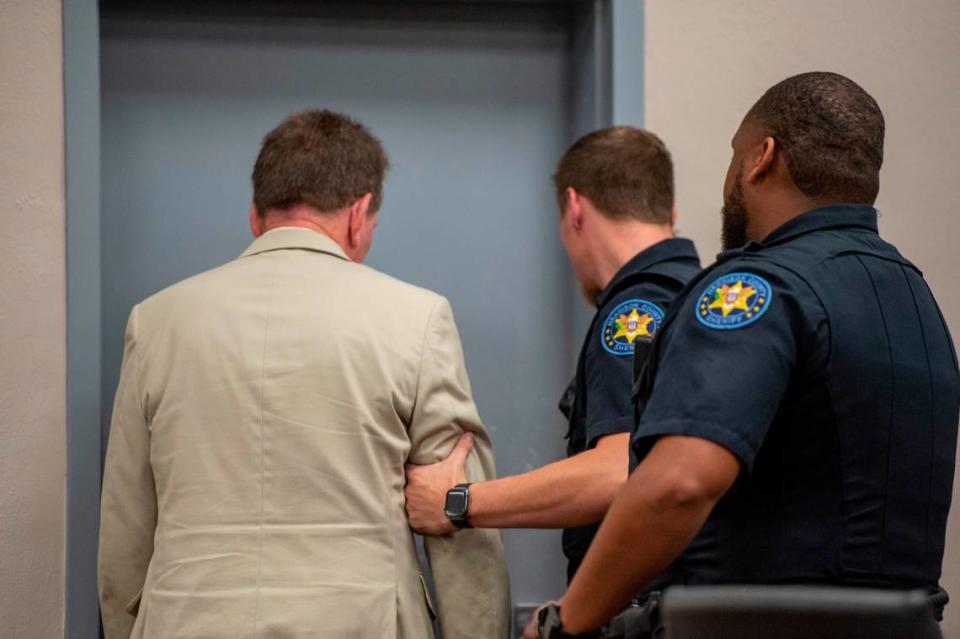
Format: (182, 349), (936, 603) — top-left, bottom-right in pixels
(709, 281), (757, 317)
(697, 272), (773, 331)
(603, 299), (665, 354)
(612, 309), (653, 343)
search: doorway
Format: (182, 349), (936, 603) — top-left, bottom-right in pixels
(65, 1), (644, 636)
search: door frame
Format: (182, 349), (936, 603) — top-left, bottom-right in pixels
(62, 2), (644, 636)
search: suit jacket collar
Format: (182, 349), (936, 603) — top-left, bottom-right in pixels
(239, 227), (350, 261)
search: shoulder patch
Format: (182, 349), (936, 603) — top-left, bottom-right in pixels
(696, 272), (772, 330)
(601, 299), (665, 356)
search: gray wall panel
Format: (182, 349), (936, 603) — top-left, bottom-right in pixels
(64, 1), (103, 637)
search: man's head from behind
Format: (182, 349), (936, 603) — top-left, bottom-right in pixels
(722, 71), (885, 250)
(554, 126), (675, 304)
(250, 109), (389, 262)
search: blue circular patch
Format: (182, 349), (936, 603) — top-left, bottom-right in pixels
(601, 299), (665, 356)
(696, 272), (772, 330)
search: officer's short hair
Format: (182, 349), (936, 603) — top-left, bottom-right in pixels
(746, 72), (884, 205)
(553, 126), (674, 224)
(252, 109), (389, 217)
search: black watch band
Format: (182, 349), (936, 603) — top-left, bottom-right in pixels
(537, 603), (601, 639)
(444, 483), (473, 529)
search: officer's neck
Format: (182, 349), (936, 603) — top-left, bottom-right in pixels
(592, 220), (674, 292)
(748, 189), (821, 243)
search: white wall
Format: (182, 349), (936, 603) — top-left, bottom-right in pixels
(645, 0), (960, 633)
(0, 0), (67, 636)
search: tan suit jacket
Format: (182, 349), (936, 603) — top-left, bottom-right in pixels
(98, 227), (511, 639)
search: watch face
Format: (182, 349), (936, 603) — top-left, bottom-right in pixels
(444, 490), (468, 518)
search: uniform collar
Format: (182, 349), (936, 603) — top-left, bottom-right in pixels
(716, 204), (878, 262)
(239, 226), (350, 261)
(597, 238), (698, 308)
(763, 204), (878, 246)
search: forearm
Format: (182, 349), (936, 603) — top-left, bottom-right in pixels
(557, 436), (739, 634)
(558, 472), (710, 632)
(469, 434), (628, 529)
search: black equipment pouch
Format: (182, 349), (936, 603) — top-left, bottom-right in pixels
(928, 587), (949, 622)
(603, 592), (664, 639)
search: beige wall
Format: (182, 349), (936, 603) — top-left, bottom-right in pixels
(645, 0), (960, 633)
(0, 0), (67, 636)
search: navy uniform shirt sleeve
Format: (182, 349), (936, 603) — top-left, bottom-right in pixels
(583, 284), (674, 449)
(632, 262), (823, 470)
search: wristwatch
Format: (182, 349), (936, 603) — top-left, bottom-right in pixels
(538, 603), (601, 639)
(443, 483), (472, 529)
(537, 603), (575, 639)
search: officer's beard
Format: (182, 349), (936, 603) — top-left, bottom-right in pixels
(721, 168), (749, 251)
(581, 282), (601, 307)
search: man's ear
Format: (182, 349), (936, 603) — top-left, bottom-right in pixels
(347, 193), (374, 247)
(249, 205), (264, 238)
(746, 136), (777, 186)
(565, 187), (585, 231)
(671, 207), (678, 229)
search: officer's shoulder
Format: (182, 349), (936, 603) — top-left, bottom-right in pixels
(719, 239), (831, 291)
(699, 254), (820, 307)
(753, 226), (895, 277)
(600, 277), (677, 315)
(686, 254), (827, 335)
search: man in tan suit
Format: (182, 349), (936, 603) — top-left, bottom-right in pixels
(98, 109), (510, 639)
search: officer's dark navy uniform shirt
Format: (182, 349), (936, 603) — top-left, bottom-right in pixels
(631, 205), (960, 592)
(562, 238), (701, 581)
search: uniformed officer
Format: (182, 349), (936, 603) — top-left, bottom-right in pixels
(525, 72), (960, 638)
(403, 127), (701, 582)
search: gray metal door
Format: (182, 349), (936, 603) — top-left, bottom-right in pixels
(100, 2), (577, 613)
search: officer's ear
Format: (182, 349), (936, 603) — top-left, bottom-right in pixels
(565, 187), (585, 231)
(746, 136), (777, 185)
